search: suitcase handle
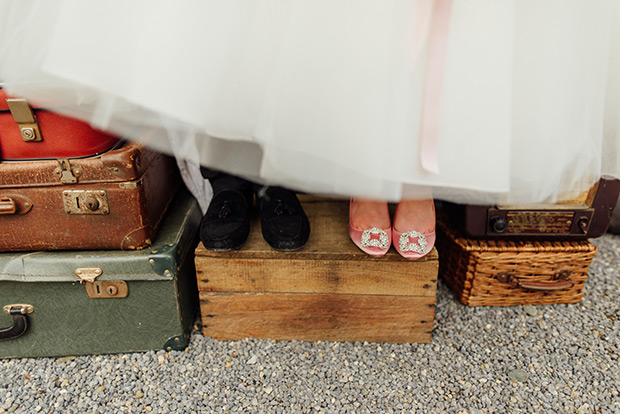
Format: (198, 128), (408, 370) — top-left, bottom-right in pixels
(495, 270), (575, 292)
(0, 195), (33, 215)
(0, 304), (33, 342)
(0, 197), (16, 214)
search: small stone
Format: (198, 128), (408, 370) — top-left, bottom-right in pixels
(508, 369), (528, 382)
(247, 355), (258, 365)
(96, 386), (106, 393)
(577, 403), (590, 413)
(523, 305), (538, 316)
(56, 356), (76, 365)
(135, 391), (144, 399)
(264, 386), (273, 395)
(158, 355), (165, 365)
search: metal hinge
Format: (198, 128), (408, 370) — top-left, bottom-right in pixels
(6, 99), (43, 142)
(118, 177), (144, 189)
(55, 159), (82, 184)
(75, 267), (103, 284)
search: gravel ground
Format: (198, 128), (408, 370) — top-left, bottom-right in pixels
(1, 234), (619, 414)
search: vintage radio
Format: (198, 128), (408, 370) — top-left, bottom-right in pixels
(438, 176), (620, 239)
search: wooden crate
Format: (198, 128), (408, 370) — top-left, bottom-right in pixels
(195, 197), (439, 343)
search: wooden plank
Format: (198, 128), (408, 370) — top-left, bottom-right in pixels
(201, 292), (435, 343)
(197, 258), (437, 296)
(195, 198), (439, 263)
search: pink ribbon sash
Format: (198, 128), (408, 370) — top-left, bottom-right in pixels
(419, 0), (454, 174)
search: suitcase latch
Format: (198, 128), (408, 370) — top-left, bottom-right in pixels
(74, 268), (129, 298)
(84, 281), (129, 299)
(75, 267), (103, 284)
(63, 190), (109, 215)
(6, 98), (43, 142)
(55, 159), (79, 184)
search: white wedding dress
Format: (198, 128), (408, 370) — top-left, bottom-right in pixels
(1, 0), (619, 204)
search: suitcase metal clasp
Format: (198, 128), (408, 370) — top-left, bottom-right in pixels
(6, 98), (43, 142)
(74, 268), (129, 299)
(84, 281), (129, 299)
(56, 159), (79, 184)
(75, 267), (103, 284)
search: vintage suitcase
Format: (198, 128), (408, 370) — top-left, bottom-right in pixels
(436, 220), (598, 306)
(0, 189), (201, 358)
(0, 88), (120, 161)
(0, 141), (180, 251)
(196, 197), (439, 344)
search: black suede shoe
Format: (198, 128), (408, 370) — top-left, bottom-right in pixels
(256, 187), (310, 251)
(200, 189), (252, 251)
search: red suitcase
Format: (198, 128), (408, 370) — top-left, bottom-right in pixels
(0, 141), (181, 251)
(0, 88), (119, 161)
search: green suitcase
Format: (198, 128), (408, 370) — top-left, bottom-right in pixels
(0, 189), (201, 358)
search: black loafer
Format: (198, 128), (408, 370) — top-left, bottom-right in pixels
(256, 187), (310, 251)
(200, 189), (252, 251)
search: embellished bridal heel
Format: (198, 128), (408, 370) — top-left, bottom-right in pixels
(392, 199), (436, 259)
(349, 199), (391, 257)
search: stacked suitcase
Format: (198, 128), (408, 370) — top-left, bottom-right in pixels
(0, 89), (201, 358)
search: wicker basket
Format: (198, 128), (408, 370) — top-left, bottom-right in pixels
(436, 221), (598, 306)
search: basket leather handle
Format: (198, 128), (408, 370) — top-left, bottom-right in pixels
(0, 304), (33, 341)
(496, 270), (574, 292)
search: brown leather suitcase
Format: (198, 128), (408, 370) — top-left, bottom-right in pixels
(0, 142), (180, 251)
